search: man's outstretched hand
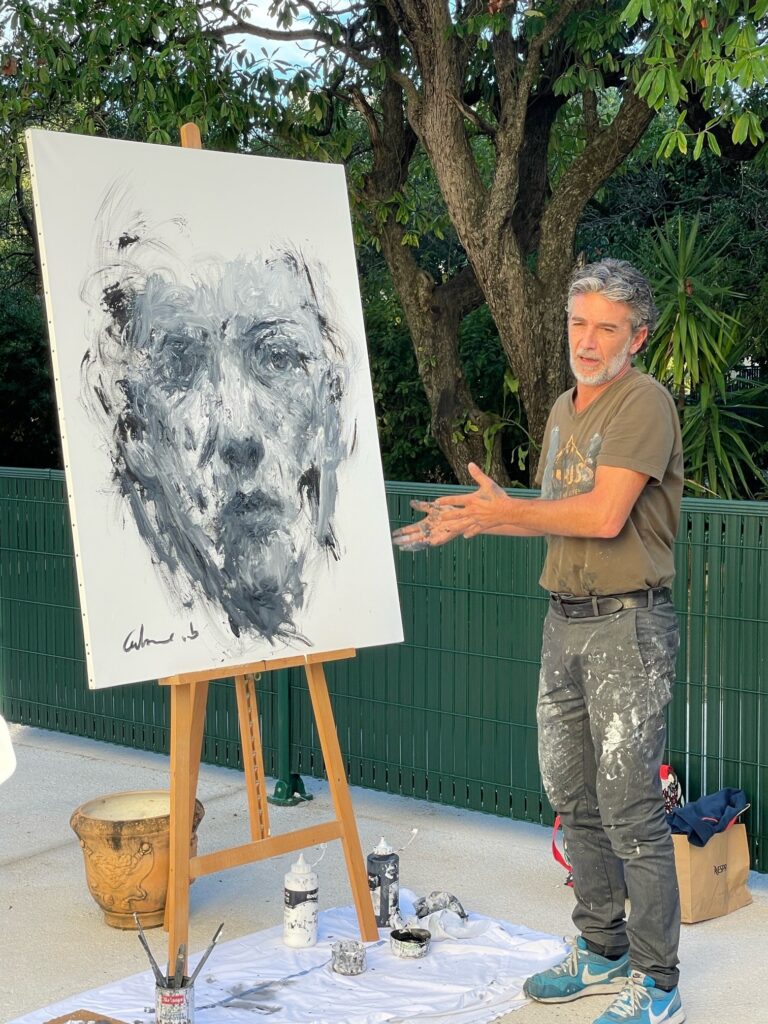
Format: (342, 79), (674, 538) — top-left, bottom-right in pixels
(392, 462), (512, 550)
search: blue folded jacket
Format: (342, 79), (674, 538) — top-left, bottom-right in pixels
(667, 787), (748, 847)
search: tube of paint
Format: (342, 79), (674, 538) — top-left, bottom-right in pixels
(283, 852), (318, 947)
(367, 837), (399, 928)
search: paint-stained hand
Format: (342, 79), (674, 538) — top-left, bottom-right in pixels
(392, 499), (467, 551)
(392, 463), (511, 549)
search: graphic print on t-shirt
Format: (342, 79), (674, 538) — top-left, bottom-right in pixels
(540, 425), (602, 500)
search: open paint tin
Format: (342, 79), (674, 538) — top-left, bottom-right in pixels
(390, 926), (431, 959)
(331, 939), (366, 975)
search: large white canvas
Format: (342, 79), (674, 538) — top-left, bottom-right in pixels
(26, 129), (403, 689)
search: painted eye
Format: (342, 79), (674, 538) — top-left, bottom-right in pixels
(268, 347), (292, 372)
(253, 342), (305, 376)
(157, 332), (205, 390)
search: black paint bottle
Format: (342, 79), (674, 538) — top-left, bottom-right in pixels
(367, 836), (399, 928)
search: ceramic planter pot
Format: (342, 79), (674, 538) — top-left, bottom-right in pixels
(70, 789), (204, 929)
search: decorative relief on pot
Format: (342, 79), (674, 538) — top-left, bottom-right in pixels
(79, 835), (155, 911)
(70, 790), (204, 929)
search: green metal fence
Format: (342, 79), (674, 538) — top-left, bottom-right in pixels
(1, 468), (765, 870)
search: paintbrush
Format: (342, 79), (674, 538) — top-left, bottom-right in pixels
(172, 943), (186, 989)
(187, 922), (225, 987)
(133, 912), (166, 987)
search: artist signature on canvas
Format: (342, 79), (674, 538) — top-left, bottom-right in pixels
(122, 622), (200, 653)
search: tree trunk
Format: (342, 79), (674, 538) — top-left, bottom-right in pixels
(471, 254), (570, 477)
(357, 4), (508, 485)
(379, 222), (509, 485)
(378, 1), (657, 481)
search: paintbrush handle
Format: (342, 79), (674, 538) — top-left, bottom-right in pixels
(173, 943), (186, 988)
(187, 923), (224, 986)
(133, 913), (167, 986)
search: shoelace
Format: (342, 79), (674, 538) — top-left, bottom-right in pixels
(607, 973), (652, 1020)
(552, 938), (582, 977)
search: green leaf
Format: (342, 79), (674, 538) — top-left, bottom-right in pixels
(732, 113), (750, 144)
(621, 0), (644, 26)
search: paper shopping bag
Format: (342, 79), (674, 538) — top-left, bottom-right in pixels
(672, 822), (752, 924)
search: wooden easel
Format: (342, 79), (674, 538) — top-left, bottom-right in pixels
(160, 124), (378, 968)
(161, 650), (377, 967)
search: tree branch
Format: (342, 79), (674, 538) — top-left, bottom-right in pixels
(350, 87), (381, 146)
(432, 262), (485, 321)
(490, 0), (590, 236)
(201, 1), (378, 72)
(583, 88), (598, 141)
(14, 168), (35, 243)
(449, 91), (496, 137)
(539, 86), (654, 280)
(506, 0), (588, 149)
(491, 23), (517, 115)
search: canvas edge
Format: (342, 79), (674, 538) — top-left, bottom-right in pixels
(24, 128), (101, 689)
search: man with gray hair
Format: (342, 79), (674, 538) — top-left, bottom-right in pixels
(393, 259), (685, 1024)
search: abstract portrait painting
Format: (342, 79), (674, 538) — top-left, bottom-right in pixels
(26, 130), (403, 688)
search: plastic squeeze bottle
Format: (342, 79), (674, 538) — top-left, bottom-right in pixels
(283, 852), (319, 947)
(367, 837), (400, 927)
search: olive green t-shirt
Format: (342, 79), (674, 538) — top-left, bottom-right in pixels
(535, 368), (683, 596)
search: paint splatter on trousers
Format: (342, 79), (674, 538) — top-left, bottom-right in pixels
(537, 599), (681, 989)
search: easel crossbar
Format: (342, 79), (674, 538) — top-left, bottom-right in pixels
(159, 647), (355, 688)
(190, 820), (344, 878)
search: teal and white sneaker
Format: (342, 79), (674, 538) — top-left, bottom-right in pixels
(592, 970), (686, 1023)
(523, 936), (630, 1003)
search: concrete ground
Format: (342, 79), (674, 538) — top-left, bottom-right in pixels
(2, 724), (766, 1024)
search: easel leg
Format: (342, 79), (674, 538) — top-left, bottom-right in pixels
(166, 678), (208, 968)
(235, 673), (271, 841)
(189, 678), (208, 824)
(304, 661), (378, 941)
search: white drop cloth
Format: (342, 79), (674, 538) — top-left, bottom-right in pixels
(10, 893), (566, 1024)
(0, 715), (16, 785)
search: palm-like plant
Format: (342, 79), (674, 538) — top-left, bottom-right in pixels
(641, 214), (741, 401)
(638, 214), (768, 499)
(680, 329), (768, 499)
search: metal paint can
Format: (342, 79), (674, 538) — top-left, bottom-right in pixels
(331, 939), (366, 975)
(390, 926), (431, 959)
(367, 836), (399, 928)
(156, 983), (194, 1024)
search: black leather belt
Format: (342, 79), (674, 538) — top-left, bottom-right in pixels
(549, 586), (672, 618)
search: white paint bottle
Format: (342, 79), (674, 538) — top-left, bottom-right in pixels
(283, 852), (318, 947)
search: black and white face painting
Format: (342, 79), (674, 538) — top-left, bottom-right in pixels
(81, 188), (349, 644)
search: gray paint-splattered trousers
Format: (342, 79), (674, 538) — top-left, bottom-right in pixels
(537, 598), (681, 989)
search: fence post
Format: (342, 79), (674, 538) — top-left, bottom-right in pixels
(268, 669), (312, 806)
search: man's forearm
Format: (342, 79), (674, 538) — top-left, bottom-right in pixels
(413, 463), (647, 546)
(473, 490), (618, 538)
(482, 520), (546, 538)
(494, 490), (622, 539)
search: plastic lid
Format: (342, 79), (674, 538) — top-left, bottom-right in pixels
(290, 852), (313, 874)
(373, 837), (393, 855)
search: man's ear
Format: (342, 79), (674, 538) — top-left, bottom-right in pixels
(630, 325), (648, 354)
